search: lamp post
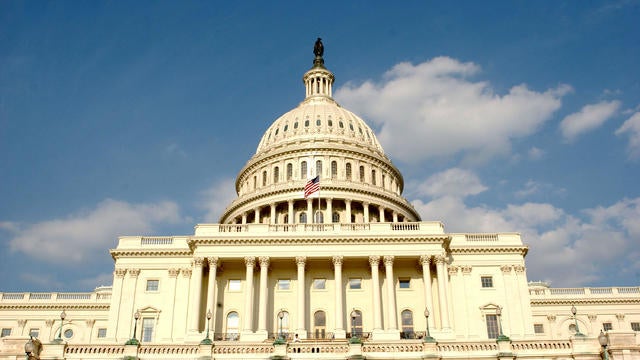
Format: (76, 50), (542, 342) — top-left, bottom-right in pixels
(56, 310), (66, 342)
(274, 310), (286, 345)
(598, 330), (609, 360)
(126, 310), (141, 345)
(571, 305), (585, 337)
(349, 309), (361, 344)
(423, 307), (436, 343)
(496, 306), (510, 341)
(201, 309), (213, 345)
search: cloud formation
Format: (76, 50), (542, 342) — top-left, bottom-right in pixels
(335, 57), (570, 164)
(559, 100), (621, 141)
(200, 177), (238, 222)
(6, 199), (183, 264)
(616, 111), (640, 159)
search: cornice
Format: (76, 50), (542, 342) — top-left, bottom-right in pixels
(110, 249), (193, 260)
(0, 304), (110, 311)
(531, 298), (640, 306)
(449, 246), (529, 256)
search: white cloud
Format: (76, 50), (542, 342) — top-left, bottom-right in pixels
(7, 199), (183, 264)
(528, 147), (545, 160)
(615, 111), (640, 159)
(416, 168), (487, 198)
(335, 57), (570, 164)
(559, 100), (621, 141)
(200, 177), (238, 222)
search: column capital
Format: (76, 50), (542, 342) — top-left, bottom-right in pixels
(434, 255), (447, 264)
(332, 255), (344, 266)
(448, 265), (459, 275)
(114, 268), (127, 278)
(128, 268), (140, 278)
(419, 255), (431, 266)
(168, 268), (180, 277)
(193, 257), (205, 267)
(461, 265), (473, 275)
(513, 265), (525, 273)
(207, 257), (219, 268)
(244, 256), (256, 267)
(295, 256), (306, 267)
(500, 265), (512, 274)
(259, 256), (270, 268)
(85, 319), (96, 327)
(383, 255), (394, 266)
(182, 268), (192, 278)
(345, 199), (351, 204)
(369, 255), (380, 267)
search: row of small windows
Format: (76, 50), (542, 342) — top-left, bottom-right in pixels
(266, 118), (373, 142)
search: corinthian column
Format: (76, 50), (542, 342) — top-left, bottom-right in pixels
(243, 256), (255, 332)
(383, 256), (397, 330)
(296, 256), (307, 337)
(435, 255), (451, 330)
(333, 256), (345, 338)
(205, 257), (218, 326)
(419, 255), (435, 330)
(258, 257), (270, 333)
(189, 258), (205, 332)
(369, 255), (382, 331)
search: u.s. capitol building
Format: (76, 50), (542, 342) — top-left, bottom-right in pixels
(1, 41), (639, 360)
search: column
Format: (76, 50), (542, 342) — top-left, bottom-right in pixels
(501, 265), (515, 336)
(326, 198), (333, 224)
(109, 268), (127, 341)
(242, 212), (247, 224)
(369, 255), (383, 331)
(189, 258), (205, 332)
(167, 268), (180, 341)
(435, 255), (451, 329)
(254, 208), (260, 224)
(288, 200), (294, 224)
(333, 256), (345, 337)
(392, 211), (398, 223)
(461, 265), (473, 336)
(363, 202), (370, 223)
(296, 256), (307, 336)
(258, 257), (270, 333)
(419, 256), (435, 330)
(384, 256), (398, 330)
(243, 256), (255, 332)
(270, 204), (276, 224)
(345, 200), (352, 223)
(205, 258), (218, 332)
(379, 206), (385, 223)
(306, 199), (313, 223)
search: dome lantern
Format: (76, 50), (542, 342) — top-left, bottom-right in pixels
(303, 38), (335, 100)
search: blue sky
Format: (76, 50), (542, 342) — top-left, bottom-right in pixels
(1, 1), (639, 291)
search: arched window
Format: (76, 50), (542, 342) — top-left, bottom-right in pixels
(351, 310), (363, 337)
(401, 310), (414, 339)
(371, 169), (376, 185)
(332, 212), (340, 223)
(226, 312), (240, 340)
(253, 176), (257, 190)
(313, 311), (326, 339)
(331, 161), (337, 179)
(315, 160), (322, 178)
(273, 167), (279, 184)
(300, 212), (307, 224)
(301, 161), (307, 179)
(286, 163), (293, 180)
(359, 166), (365, 182)
(345, 163), (352, 180)
(315, 210), (324, 224)
(382, 174), (386, 189)
(262, 171), (267, 186)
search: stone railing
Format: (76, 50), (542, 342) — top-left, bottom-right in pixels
(529, 286), (640, 297)
(140, 237), (174, 245)
(0, 291), (112, 303)
(194, 221), (445, 236)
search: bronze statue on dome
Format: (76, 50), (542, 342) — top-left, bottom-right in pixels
(313, 38), (325, 67)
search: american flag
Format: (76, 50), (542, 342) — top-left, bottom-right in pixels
(304, 175), (320, 198)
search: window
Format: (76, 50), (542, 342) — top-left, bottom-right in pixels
(273, 166), (279, 183)
(97, 328), (107, 338)
(481, 276), (494, 288)
(146, 279), (159, 292)
(315, 160), (322, 178)
(277, 279), (291, 290)
(316, 118), (321, 126)
(346, 163), (352, 180)
(64, 329), (74, 339)
(301, 161), (307, 179)
(262, 171), (267, 186)
(0, 328), (10, 337)
(359, 166), (365, 182)
(313, 311), (326, 339)
(603, 322), (613, 331)
(313, 278), (326, 290)
(631, 322), (640, 331)
(229, 279), (241, 291)
(314, 210), (323, 224)
(29, 329), (39, 338)
(253, 176), (256, 190)
(371, 169), (376, 185)
(351, 310), (363, 336)
(401, 310), (414, 338)
(534, 324), (544, 334)
(332, 211), (340, 223)
(300, 212), (307, 224)
(399, 279), (411, 289)
(286, 163), (293, 180)
(284, 124), (288, 132)
(349, 278), (362, 289)
(226, 312), (239, 340)
(294, 121), (299, 129)
(339, 120), (344, 128)
(331, 161), (337, 179)
(141, 318), (154, 342)
(304, 119), (309, 127)
(486, 314), (499, 339)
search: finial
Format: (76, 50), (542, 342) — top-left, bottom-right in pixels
(313, 37), (324, 68)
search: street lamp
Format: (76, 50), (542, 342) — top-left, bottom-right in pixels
(349, 309), (361, 344)
(56, 310), (66, 342)
(423, 307), (436, 343)
(571, 305), (585, 337)
(126, 310), (141, 345)
(598, 330), (609, 360)
(274, 309), (286, 345)
(201, 309), (213, 345)
(496, 307), (510, 341)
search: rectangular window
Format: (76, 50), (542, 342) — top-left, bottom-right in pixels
(1, 328), (11, 337)
(631, 322), (640, 331)
(146, 279), (159, 292)
(349, 278), (362, 289)
(141, 318), (154, 342)
(229, 279), (241, 291)
(313, 278), (326, 290)
(486, 314), (499, 339)
(603, 322), (613, 331)
(399, 279), (411, 289)
(534, 324), (544, 334)
(481, 276), (494, 288)
(29, 328), (39, 338)
(97, 328), (107, 338)
(277, 279), (290, 290)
